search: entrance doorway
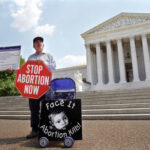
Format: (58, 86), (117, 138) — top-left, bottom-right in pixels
(125, 63), (133, 82)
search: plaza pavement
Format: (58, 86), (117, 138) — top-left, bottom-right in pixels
(0, 119), (150, 150)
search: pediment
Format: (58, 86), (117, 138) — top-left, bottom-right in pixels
(81, 13), (150, 37)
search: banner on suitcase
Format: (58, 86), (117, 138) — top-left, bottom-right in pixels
(39, 99), (82, 140)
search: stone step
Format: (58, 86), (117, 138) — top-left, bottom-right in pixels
(0, 87), (150, 120)
(82, 114), (150, 120)
(0, 102), (28, 106)
(0, 115), (30, 120)
(1, 88), (150, 101)
(82, 98), (150, 103)
(1, 92), (150, 101)
(1, 103), (150, 111)
(78, 94), (150, 100)
(1, 96), (150, 106)
(1, 107), (150, 116)
(0, 102), (28, 105)
(1, 113), (150, 120)
(77, 88), (150, 96)
(0, 107), (29, 111)
(0, 98), (29, 104)
(82, 108), (150, 115)
(1, 98), (150, 105)
(77, 92), (150, 98)
(82, 103), (150, 109)
(82, 99), (150, 105)
(1, 101), (150, 110)
(1, 92), (150, 102)
(2, 103), (150, 111)
(0, 96), (23, 100)
(0, 111), (30, 115)
(1, 102), (150, 111)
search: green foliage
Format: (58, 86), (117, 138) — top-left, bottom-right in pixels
(20, 56), (25, 66)
(0, 56), (25, 96)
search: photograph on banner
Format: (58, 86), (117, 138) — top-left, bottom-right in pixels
(39, 99), (82, 141)
(0, 46), (21, 71)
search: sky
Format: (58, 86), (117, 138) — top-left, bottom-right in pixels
(0, 0), (150, 68)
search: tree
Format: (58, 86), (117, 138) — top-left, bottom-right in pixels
(0, 56), (25, 96)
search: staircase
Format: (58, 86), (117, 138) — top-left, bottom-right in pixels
(0, 96), (29, 120)
(78, 87), (150, 119)
(1, 87), (150, 120)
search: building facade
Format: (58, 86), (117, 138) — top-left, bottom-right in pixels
(53, 65), (89, 91)
(81, 12), (150, 90)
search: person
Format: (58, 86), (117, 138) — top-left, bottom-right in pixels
(48, 111), (69, 130)
(26, 36), (56, 139)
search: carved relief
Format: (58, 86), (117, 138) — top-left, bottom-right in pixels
(88, 16), (150, 35)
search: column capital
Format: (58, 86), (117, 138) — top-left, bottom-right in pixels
(105, 40), (111, 44)
(116, 38), (122, 44)
(84, 43), (90, 47)
(95, 42), (100, 46)
(129, 36), (135, 40)
(116, 38), (123, 42)
(84, 44), (91, 50)
(116, 37), (122, 41)
(141, 33), (147, 38)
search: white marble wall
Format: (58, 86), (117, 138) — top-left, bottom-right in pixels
(52, 65), (90, 91)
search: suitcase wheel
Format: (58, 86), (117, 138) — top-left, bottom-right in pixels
(39, 137), (49, 148)
(64, 136), (74, 148)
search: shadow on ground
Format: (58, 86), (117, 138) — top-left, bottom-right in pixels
(0, 137), (65, 149)
(0, 137), (26, 145)
(21, 138), (64, 149)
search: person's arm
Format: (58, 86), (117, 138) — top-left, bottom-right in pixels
(48, 54), (56, 72)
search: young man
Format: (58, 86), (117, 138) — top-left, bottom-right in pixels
(26, 36), (56, 139)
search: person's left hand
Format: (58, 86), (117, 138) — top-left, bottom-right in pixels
(37, 59), (43, 64)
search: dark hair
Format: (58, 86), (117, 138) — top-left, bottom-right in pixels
(33, 36), (44, 43)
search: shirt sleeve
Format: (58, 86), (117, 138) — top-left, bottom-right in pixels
(47, 54), (56, 72)
(27, 54), (33, 61)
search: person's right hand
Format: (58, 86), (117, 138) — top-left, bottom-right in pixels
(6, 67), (14, 72)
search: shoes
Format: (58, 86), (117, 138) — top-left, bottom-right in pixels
(26, 130), (39, 139)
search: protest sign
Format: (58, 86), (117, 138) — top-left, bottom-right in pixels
(0, 45), (21, 71)
(15, 60), (52, 99)
(39, 99), (82, 140)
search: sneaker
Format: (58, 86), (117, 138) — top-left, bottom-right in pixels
(26, 131), (39, 139)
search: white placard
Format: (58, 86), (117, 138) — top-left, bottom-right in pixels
(0, 46), (21, 71)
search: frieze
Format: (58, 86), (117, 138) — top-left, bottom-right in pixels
(88, 16), (150, 35)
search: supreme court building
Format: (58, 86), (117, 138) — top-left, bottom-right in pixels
(80, 12), (150, 90)
(54, 12), (150, 91)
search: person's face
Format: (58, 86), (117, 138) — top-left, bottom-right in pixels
(52, 112), (69, 130)
(33, 40), (44, 54)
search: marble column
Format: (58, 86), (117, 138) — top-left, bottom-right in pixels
(106, 40), (114, 84)
(96, 43), (103, 85)
(141, 34), (150, 80)
(129, 36), (140, 82)
(117, 39), (126, 83)
(85, 44), (93, 84)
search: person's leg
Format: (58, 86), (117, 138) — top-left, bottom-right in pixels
(26, 95), (47, 139)
(29, 98), (41, 132)
(26, 98), (40, 139)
